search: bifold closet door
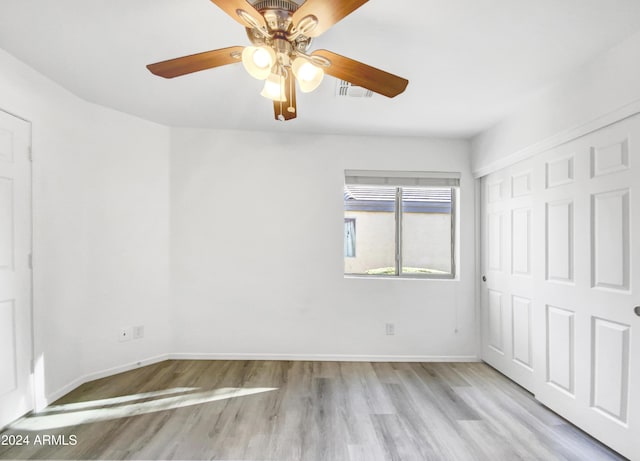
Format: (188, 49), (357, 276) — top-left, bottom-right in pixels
(481, 115), (640, 460)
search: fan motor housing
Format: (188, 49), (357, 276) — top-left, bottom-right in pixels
(246, 0), (311, 52)
(252, 0), (299, 13)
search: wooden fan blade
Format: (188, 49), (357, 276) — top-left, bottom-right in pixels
(209, 0), (266, 29)
(292, 0), (369, 37)
(312, 49), (408, 98)
(147, 46), (244, 79)
(273, 71), (297, 121)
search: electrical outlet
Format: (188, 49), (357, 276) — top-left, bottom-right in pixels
(385, 323), (395, 336)
(119, 327), (133, 342)
(133, 325), (145, 340)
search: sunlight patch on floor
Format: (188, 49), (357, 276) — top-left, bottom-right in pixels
(11, 387), (278, 431)
(39, 387), (199, 414)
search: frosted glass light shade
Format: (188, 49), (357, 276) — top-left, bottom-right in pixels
(292, 58), (324, 93)
(242, 46), (276, 80)
(260, 73), (287, 102)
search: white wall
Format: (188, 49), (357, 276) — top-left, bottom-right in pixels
(0, 48), (171, 405)
(170, 128), (476, 360)
(472, 29), (640, 175)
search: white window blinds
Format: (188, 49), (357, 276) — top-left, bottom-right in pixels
(344, 170), (460, 188)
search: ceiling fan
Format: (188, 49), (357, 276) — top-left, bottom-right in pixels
(146, 0), (409, 121)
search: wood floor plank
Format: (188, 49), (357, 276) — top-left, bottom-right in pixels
(0, 360), (627, 461)
(391, 369), (478, 460)
(370, 414), (430, 461)
(457, 384), (556, 457)
(410, 363), (481, 422)
(456, 420), (524, 461)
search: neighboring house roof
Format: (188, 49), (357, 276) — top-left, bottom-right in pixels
(344, 185), (452, 213)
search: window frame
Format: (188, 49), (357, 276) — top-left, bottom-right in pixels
(344, 217), (356, 258)
(344, 173), (458, 280)
(396, 186), (456, 279)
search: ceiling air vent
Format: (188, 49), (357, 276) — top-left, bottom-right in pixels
(336, 80), (373, 98)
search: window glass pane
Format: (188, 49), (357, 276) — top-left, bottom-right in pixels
(401, 187), (452, 275)
(344, 185), (397, 275)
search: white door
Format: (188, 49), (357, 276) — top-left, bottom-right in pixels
(481, 156), (536, 392)
(481, 114), (640, 460)
(0, 110), (32, 429)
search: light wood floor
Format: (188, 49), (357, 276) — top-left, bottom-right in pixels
(0, 360), (626, 460)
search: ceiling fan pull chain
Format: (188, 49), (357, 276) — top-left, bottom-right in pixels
(278, 69), (285, 121)
(287, 66), (295, 113)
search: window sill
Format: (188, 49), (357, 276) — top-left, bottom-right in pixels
(344, 274), (457, 281)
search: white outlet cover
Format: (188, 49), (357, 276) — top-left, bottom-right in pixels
(133, 325), (144, 339)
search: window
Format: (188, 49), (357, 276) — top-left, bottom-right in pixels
(344, 170), (459, 278)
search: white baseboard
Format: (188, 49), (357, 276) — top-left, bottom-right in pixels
(43, 353), (479, 406)
(44, 354), (169, 407)
(168, 353), (480, 363)
(44, 376), (86, 408)
(81, 354), (170, 383)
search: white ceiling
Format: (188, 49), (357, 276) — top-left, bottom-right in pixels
(1, 0), (640, 138)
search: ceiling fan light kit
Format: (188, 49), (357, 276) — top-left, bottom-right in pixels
(292, 57), (324, 93)
(261, 71), (288, 101)
(147, 0), (408, 121)
(241, 46), (276, 80)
